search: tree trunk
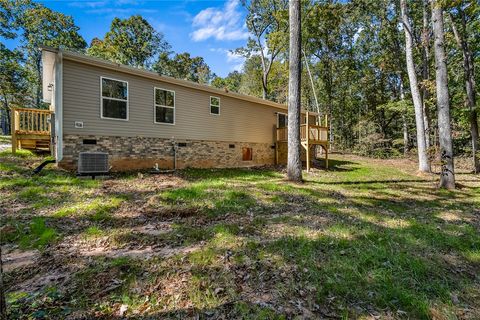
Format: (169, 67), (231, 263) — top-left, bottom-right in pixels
(400, 75), (409, 155)
(0, 246), (6, 320)
(35, 54), (42, 108)
(400, 0), (431, 172)
(432, 1), (455, 189)
(262, 73), (268, 100)
(287, 0), (302, 182)
(421, 0), (431, 148)
(450, 10), (479, 173)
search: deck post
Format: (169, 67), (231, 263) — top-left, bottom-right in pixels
(325, 146), (328, 170)
(306, 111), (310, 172)
(11, 108), (16, 154)
(275, 142), (278, 165)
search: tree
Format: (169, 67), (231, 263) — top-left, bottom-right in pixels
(87, 15), (169, 68)
(211, 71), (243, 92)
(0, 0), (24, 38)
(236, 0), (288, 100)
(420, 0), (432, 148)
(154, 52), (214, 84)
(400, 0), (430, 172)
(0, 246), (5, 320)
(21, 3), (86, 107)
(287, 0), (302, 182)
(449, 4), (479, 173)
(432, 0), (455, 189)
(0, 44), (29, 134)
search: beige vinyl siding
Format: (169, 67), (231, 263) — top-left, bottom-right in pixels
(63, 59), (278, 144)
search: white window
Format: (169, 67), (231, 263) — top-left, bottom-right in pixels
(210, 96), (220, 115)
(154, 88), (175, 124)
(101, 77), (128, 120)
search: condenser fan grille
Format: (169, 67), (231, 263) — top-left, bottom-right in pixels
(78, 152), (109, 174)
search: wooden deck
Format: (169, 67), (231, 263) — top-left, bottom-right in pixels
(275, 112), (329, 171)
(11, 107), (52, 153)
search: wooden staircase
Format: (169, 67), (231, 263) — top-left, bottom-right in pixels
(11, 107), (52, 153)
(275, 111), (329, 171)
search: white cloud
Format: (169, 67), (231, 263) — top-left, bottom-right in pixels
(85, 8), (157, 15)
(191, 0), (249, 42)
(226, 50), (243, 63)
(69, 1), (109, 8)
(210, 47), (245, 72)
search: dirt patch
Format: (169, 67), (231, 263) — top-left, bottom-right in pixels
(9, 269), (71, 293)
(78, 244), (201, 259)
(132, 222), (173, 236)
(2, 248), (39, 272)
(102, 173), (185, 195)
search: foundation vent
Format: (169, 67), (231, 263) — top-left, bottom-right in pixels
(78, 152), (109, 175)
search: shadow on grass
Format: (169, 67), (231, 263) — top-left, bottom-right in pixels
(312, 157), (359, 172)
(3, 156), (480, 319)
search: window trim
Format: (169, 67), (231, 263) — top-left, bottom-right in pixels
(100, 76), (129, 121)
(277, 112), (287, 128)
(210, 96), (220, 116)
(153, 87), (176, 125)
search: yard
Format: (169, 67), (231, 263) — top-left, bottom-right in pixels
(1, 149), (479, 319)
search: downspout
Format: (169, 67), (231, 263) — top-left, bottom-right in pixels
(54, 51), (63, 162)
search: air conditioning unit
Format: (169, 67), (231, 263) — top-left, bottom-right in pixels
(78, 152), (109, 176)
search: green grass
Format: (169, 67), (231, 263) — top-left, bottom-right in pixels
(1, 217), (58, 249)
(0, 148), (35, 158)
(2, 153), (479, 319)
(0, 135), (11, 143)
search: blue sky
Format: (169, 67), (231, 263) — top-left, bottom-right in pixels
(6, 0), (249, 77)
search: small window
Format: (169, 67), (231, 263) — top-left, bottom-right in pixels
(210, 96), (220, 115)
(242, 147), (253, 161)
(101, 77), (128, 120)
(154, 88), (175, 124)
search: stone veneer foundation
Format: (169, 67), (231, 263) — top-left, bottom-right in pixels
(60, 135), (276, 171)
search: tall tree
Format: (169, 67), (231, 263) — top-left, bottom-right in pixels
(432, 0), (455, 188)
(0, 44), (29, 134)
(400, 0), (430, 172)
(21, 3), (86, 107)
(449, 4), (479, 173)
(154, 52), (214, 84)
(87, 15), (169, 68)
(287, 0), (302, 182)
(303, 1), (344, 148)
(237, 0), (288, 100)
(421, 0), (431, 147)
(211, 71), (243, 93)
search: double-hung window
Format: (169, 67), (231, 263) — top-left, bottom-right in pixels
(210, 96), (220, 115)
(101, 77), (128, 120)
(154, 88), (175, 124)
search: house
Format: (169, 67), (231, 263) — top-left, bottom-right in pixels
(11, 47), (328, 171)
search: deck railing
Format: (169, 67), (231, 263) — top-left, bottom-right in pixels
(12, 107), (52, 135)
(300, 124), (328, 142)
(276, 124), (328, 142)
(11, 107), (52, 153)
